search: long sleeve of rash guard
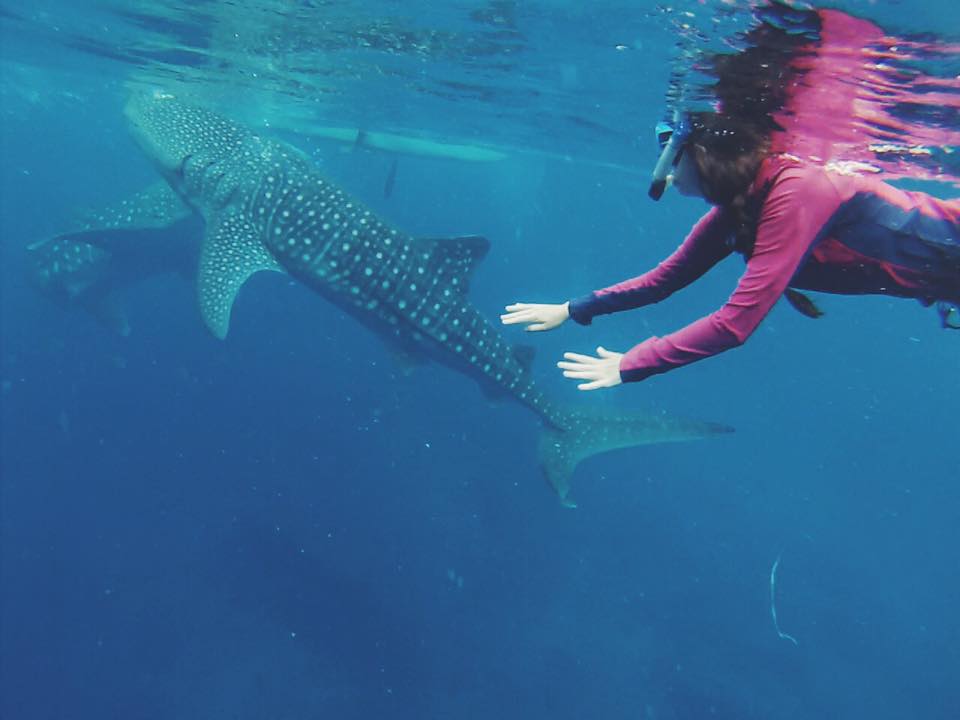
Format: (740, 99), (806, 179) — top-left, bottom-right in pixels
(567, 207), (733, 325)
(619, 165), (842, 383)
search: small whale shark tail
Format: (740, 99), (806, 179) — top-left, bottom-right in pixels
(539, 407), (734, 507)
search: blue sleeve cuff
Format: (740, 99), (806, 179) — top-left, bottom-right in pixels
(567, 293), (598, 325)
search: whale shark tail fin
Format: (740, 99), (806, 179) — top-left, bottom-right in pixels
(538, 407), (734, 508)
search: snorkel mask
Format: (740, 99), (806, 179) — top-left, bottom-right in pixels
(648, 114), (692, 200)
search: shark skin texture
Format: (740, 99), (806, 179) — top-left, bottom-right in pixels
(27, 182), (203, 336)
(46, 90), (726, 506)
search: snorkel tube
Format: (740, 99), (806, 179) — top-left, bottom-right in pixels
(648, 114), (692, 200)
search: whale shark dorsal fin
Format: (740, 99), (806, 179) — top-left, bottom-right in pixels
(421, 235), (490, 295)
(198, 211), (284, 339)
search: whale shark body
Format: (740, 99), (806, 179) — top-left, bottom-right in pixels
(108, 92), (731, 504)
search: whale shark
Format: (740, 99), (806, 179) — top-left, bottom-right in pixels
(123, 91), (732, 505)
(27, 182), (202, 335)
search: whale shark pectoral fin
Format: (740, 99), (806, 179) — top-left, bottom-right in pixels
(198, 211), (284, 340)
(74, 181), (193, 232)
(478, 383), (510, 404)
(422, 235), (490, 295)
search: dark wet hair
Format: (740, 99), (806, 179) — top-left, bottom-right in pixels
(673, 2), (823, 251)
(685, 112), (772, 252)
(708, 2), (821, 130)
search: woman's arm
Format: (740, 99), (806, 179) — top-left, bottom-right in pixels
(568, 207), (734, 325)
(616, 166), (842, 382)
(501, 208), (731, 334)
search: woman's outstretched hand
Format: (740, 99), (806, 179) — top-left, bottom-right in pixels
(557, 346), (623, 391)
(500, 301), (570, 332)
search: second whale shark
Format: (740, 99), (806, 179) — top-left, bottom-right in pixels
(122, 91), (732, 505)
(27, 182), (201, 336)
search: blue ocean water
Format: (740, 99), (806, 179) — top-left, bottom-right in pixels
(1, 2), (958, 718)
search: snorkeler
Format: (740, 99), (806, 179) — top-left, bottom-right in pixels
(501, 111), (960, 390)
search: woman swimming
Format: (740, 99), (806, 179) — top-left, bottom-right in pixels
(501, 112), (959, 390)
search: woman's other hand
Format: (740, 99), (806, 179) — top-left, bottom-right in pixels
(500, 301), (570, 332)
(557, 346), (623, 391)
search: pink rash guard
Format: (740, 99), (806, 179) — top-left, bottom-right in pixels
(568, 156), (960, 383)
